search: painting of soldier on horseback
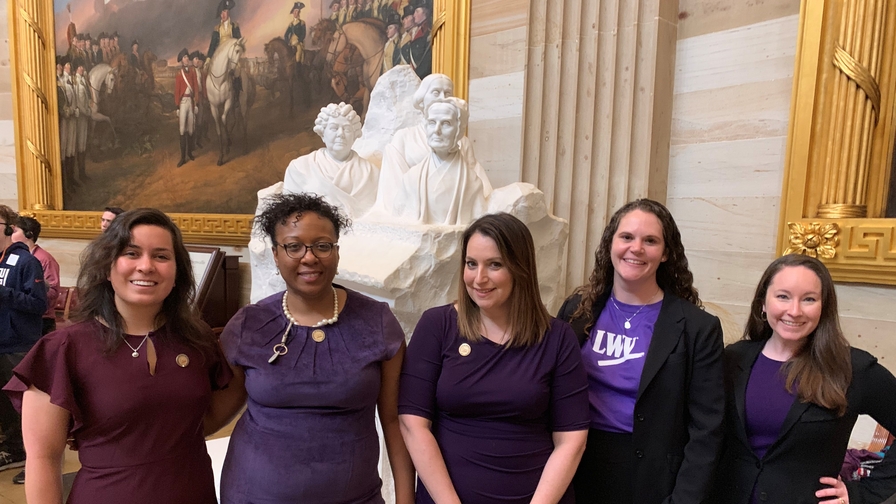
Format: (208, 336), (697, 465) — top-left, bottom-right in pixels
(52, 0), (433, 215)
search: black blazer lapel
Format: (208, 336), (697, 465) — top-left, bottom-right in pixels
(765, 397), (811, 458)
(637, 293), (685, 399)
(733, 342), (763, 450)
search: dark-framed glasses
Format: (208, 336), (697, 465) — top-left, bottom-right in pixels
(276, 241), (338, 259)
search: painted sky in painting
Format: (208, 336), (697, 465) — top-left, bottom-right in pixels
(55, 0), (327, 60)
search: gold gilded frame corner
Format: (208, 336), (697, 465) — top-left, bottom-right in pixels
(9, 0), (470, 245)
(779, 0), (896, 285)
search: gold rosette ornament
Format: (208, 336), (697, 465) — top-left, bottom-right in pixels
(784, 222), (840, 259)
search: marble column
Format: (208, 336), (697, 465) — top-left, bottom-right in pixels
(521, 0), (679, 292)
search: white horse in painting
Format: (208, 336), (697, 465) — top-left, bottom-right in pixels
(206, 37), (246, 166)
(87, 63), (118, 145)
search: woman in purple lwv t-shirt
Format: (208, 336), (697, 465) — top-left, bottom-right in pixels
(556, 199), (725, 504)
(399, 213), (590, 504)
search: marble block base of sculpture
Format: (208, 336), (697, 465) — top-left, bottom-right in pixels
(250, 183), (569, 335)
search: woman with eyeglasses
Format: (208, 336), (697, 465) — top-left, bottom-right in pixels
(218, 192), (415, 504)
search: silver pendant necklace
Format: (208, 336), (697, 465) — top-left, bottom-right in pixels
(269, 287), (340, 364)
(122, 333), (150, 358)
(610, 288), (661, 330)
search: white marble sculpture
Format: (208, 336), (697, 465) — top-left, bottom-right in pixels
(250, 67), (569, 337)
(283, 102), (379, 218)
(369, 97), (492, 225)
(383, 73), (477, 169)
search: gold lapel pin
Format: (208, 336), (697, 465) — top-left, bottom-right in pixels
(176, 354), (190, 368)
(312, 329), (326, 343)
(459, 343), (471, 357)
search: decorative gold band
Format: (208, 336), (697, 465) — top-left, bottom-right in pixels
(833, 43), (882, 121)
(817, 203), (867, 219)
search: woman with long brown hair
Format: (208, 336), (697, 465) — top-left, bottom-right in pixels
(399, 212), (589, 503)
(556, 198), (725, 504)
(713, 254), (896, 503)
(3, 208), (232, 503)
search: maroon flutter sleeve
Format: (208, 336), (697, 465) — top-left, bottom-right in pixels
(3, 331), (83, 432)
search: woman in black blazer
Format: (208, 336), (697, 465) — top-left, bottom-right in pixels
(714, 254), (896, 504)
(557, 199), (725, 504)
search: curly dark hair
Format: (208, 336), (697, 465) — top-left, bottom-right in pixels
(253, 192), (351, 244)
(74, 208), (217, 357)
(572, 199), (701, 321)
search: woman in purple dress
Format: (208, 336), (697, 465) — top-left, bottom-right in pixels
(712, 254), (896, 504)
(218, 193), (415, 503)
(556, 199), (725, 504)
(3, 208), (232, 504)
(399, 212), (589, 503)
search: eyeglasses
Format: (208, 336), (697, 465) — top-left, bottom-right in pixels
(275, 241), (338, 259)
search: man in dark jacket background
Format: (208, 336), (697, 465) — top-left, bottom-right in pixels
(0, 205), (47, 477)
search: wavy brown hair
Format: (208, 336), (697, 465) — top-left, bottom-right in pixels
(744, 254), (851, 415)
(74, 208), (216, 357)
(572, 199), (701, 321)
(456, 213), (551, 348)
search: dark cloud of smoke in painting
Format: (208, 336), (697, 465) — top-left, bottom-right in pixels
(57, 0), (325, 61)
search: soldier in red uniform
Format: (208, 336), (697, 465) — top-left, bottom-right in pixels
(174, 48), (199, 167)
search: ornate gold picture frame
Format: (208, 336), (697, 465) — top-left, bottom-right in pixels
(9, 0), (470, 245)
(779, 0), (896, 284)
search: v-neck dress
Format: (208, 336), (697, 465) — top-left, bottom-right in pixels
(3, 319), (231, 504)
(219, 288), (405, 504)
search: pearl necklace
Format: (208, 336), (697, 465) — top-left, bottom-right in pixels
(610, 288), (661, 330)
(269, 287), (340, 364)
(121, 333), (150, 358)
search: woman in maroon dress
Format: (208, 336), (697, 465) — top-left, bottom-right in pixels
(3, 208), (232, 504)
(399, 212), (590, 503)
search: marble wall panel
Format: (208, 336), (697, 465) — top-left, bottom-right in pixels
(671, 79), (793, 145)
(668, 136), (788, 199)
(685, 250), (777, 305)
(667, 196), (780, 254)
(467, 116), (523, 188)
(674, 15), (798, 96)
(471, 0), (529, 37)
(469, 26), (527, 80)
(676, 0), (800, 40)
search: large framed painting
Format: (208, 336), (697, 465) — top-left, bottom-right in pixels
(9, 0), (469, 244)
(779, 0), (896, 285)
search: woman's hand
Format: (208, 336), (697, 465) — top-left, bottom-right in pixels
(816, 476), (849, 504)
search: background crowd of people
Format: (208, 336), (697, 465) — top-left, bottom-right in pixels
(0, 196), (895, 503)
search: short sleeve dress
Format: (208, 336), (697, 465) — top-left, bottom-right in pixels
(219, 287), (405, 504)
(398, 305), (590, 504)
(2, 320), (232, 504)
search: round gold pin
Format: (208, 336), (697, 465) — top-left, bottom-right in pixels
(311, 329), (326, 343)
(458, 343), (471, 357)
(175, 354), (190, 368)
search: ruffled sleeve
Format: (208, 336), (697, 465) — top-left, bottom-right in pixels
(3, 330), (83, 433)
